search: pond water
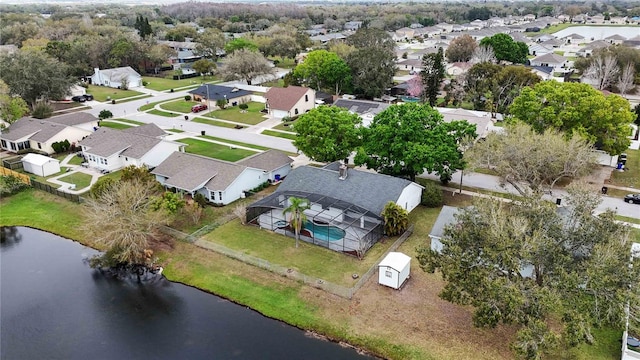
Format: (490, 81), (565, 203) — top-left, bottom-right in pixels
(552, 26), (640, 40)
(0, 227), (372, 360)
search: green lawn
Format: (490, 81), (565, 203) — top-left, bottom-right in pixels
(615, 215), (640, 225)
(87, 85), (144, 102)
(206, 102), (267, 125)
(66, 155), (84, 166)
(160, 99), (199, 113)
(178, 138), (258, 161)
(261, 129), (296, 140)
(199, 135), (270, 151)
(525, 23), (574, 35)
(270, 56), (296, 69)
(191, 117), (238, 129)
(138, 97), (182, 111)
(273, 120), (296, 131)
(56, 172), (93, 190)
(609, 149), (639, 188)
(148, 109), (180, 117)
(99, 121), (134, 129)
(111, 118), (146, 125)
(261, 79), (285, 88)
(142, 76), (204, 91)
(166, 129), (184, 133)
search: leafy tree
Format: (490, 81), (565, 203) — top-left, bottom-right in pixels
(328, 42), (356, 60)
(421, 47), (446, 106)
(152, 191), (185, 216)
(421, 181), (444, 208)
(195, 28), (226, 59)
(134, 15), (152, 39)
(0, 80), (28, 124)
(146, 44), (176, 74)
(355, 103), (477, 181)
(293, 106), (362, 162)
(283, 196), (310, 248)
(216, 98), (227, 109)
(381, 201), (409, 236)
(510, 81), (635, 155)
(165, 25), (197, 42)
(345, 28), (396, 98)
(464, 62), (502, 109)
(446, 34), (478, 63)
(267, 34), (301, 60)
(44, 40), (71, 62)
(224, 38), (258, 54)
(464, 64), (540, 113)
(465, 123), (595, 197)
(219, 49), (274, 85)
(98, 110), (113, 120)
(0, 51), (75, 107)
(406, 76), (423, 98)
(292, 50), (351, 95)
(192, 59), (217, 77)
(417, 188), (639, 359)
(89, 177), (117, 198)
(31, 102), (53, 119)
(466, 6), (492, 20)
(479, 33), (528, 64)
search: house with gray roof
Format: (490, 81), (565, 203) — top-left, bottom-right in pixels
(0, 113), (98, 155)
(529, 53), (568, 71)
(333, 99), (390, 127)
(246, 163), (423, 256)
(91, 66), (142, 89)
(151, 150), (292, 206)
(79, 123), (183, 172)
(188, 84), (252, 108)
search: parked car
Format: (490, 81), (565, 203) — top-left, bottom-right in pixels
(83, 94), (94, 101)
(624, 193), (640, 204)
(71, 95), (86, 102)
(191, 104), (208, 113)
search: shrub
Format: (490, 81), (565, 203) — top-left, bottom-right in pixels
(89, 177), (117, 198)
(421, 181), (444, 207)
(193, 192), (208, 208)
(381, 201), (409, 236)
(142, 80), (149, 86)
(32, 102), (53, 119)
(216, 98), (227, 109)
(98, 109), (113, 120)
(79, 82), (89, 88)
(239, 103), (249, 110)
(0, 175), (28, 196)
(184, 95), (192, 101)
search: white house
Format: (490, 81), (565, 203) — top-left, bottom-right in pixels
(151, 150), (293, 206)
(333, 99), (390, 128)
(529, 53), (568, 71)
(0, 113), (97, 155)
(264, 86), (316, 118)
(79, 124), (183, 172)
(91, 67), (142, 89)
(21, 153), (60, 177)
(378, 252), (411, 290)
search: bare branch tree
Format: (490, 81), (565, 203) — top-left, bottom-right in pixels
(471, 45), (496, 64)
(617, 62), (635, 96)
(585, 55), (619, 90)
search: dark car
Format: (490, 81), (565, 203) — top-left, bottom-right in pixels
(624, 193), (640, 204)
(71, 95), (86, 102)
(191, 104), (208, 113)
(83, 94), (94, 101)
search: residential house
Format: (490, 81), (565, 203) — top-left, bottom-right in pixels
(576, 40), (610, 57)
(541, 38), (563, 48)
(157, 40), (207, 69)
(470, 20), (486, 29)
(393, 27), (416, 41)
(528, 43), (554, 56)
(527, 65), (554, 81)
(397, 59), (423, 73)
(246, 162), (423, 255)
(0, 113), (98, 154)
(435, 107), (498, 138)
(151, 150), (292, 206)
(523, 14), (537, 22)
(487, 17), (505, 27)
(446, 62), (473, 77)
(91, 67), (142, 89)
(310, 33), (346, 44)
(435, 23), (454, 33)
(572, 15), (586, 24)
(79, 124), (184, 172)
(333, 99), (390, 127)
(588, 14), (605, 24)
(264, 86), (315, 118)
(605, 34), (626, 45)
(344, 21), (362, 31)
(529, 53), (568, 71)
(563, 33), (586, 44)
(532, 34), (556, 43)
(189, 84), (252, 108)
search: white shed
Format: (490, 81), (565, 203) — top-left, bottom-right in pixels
(378, 252), (411, 290)
(21, 153), (61, 177)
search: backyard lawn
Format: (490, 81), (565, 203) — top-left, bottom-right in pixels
(99, 121), (134, 129)
(178, 138), (259, 161)
(160, 99), (199, 113)
(261, 129), (296, 140)
(142, 76), (203, 91)
(609, 149), (639, 189)
(206, 102), (267, 125)
(56, 172), (93, 190)
(139, 97), (182, 111)
(87, 85), (144, 102)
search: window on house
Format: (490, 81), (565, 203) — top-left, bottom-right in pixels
(1, 140), (6, 148)
(10, 143), (16, 150)
(294, 108), (299, 115)
(37, 143), (41, 149)
(104, 159), (108, 165)
(385, 270), (392, 278)
(218, 191), (222, 201)
(305, 94), (308, 102)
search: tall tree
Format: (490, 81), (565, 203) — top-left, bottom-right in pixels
(421, 47), (446, 106)
(617, 62), (635, 96)
(0, 51), (75, 107)
(219, 49), (274, 85)
(464, 62), (502, 110)
(293, 106), (362, 163)
(0, 80), (29, 124)
(490, 65), (541, 114)
(446, 34), (478, 63)
(224, 38), (258, 54)
(292, 50), (351, 95)
(192, 59), (216, 78)
(345, 28), (396, 98)
(195, 28), (226, 60)
(479, 33), (528, 64)
(283, 197), (310, 248)
(471, 45), (497, 64)
(465, 123), (595, 196)
(355, 103), (477, 181)
(585, 54), (619, 90)
(381, 201), (408, 236)
(417, 188), (639, 359)
(510, 81), (635, 155)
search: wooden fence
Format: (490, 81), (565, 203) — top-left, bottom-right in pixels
(0, 167), (31, 185)
(31, 180), (83, 203)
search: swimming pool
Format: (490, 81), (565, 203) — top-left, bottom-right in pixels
(303, 220), (345, 241)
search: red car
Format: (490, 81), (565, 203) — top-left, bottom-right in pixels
(191, 104), (208, 113)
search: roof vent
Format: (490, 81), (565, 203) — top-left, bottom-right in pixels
(338, 163), (348, 180)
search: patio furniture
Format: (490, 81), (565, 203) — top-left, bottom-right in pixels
(628, 336), (640, 347)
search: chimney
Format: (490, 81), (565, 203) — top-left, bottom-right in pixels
(338, 163), (348, 180)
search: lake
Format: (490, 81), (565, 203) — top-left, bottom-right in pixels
(553, 26), (640, 40)
(0, 227), (372, 360)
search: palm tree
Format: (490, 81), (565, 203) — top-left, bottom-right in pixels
(283, 197), (310, 248)
(381, 201), (409, 236)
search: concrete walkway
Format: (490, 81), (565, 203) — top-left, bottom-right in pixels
(47, 154), (103, 195)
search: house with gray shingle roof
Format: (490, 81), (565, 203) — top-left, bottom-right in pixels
(0, 113), (98, 155)
(333, 99), (390, 127)
(246, 163), (423, 255)
(151, 150), (292, 205)
(529, 53), (568, 71)
(78, 123), (183, 172)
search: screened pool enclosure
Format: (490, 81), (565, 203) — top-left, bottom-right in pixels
(246, 191), (384, 257)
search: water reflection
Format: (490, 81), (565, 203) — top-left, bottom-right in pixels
(0, 226), (22, 248)
(1, 227), (371, 360)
